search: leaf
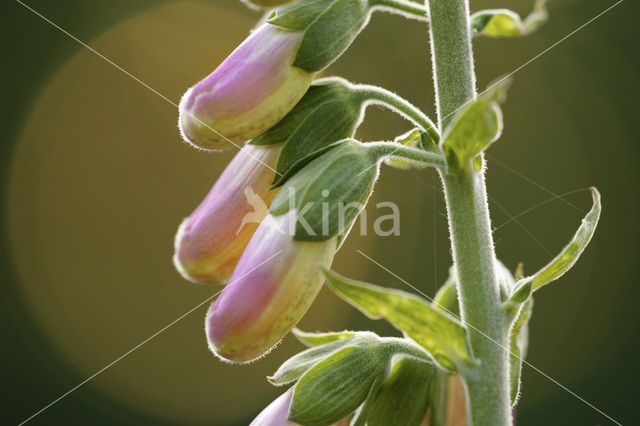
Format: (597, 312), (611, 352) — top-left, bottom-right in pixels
(251, 78), (364, 187)
(503, 278), (533, 311)
(268, 0), (335, 30)
(442, 79), (510, 169)
(274, 100), (362, 181)
(251, 79), (350, 147)
(268, 335), (362, 385)
(269, 0), (371, 72)
(471, 0), (548, 38)
(289, 345), (386, 425)
(367, 356), (435, 426)
(531, 187), (601, 291)
(269, 140), (380, 241)
(271, 140), (347, 188)
(509, 299), (533, 405)
(293, 329), (357, 347)
(323, 269), (474, 371)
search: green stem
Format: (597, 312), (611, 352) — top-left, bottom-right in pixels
(369, 0), (428, 20)
(354, 84), (438, 134)
(366, 141), (445, 168)
(426, 0), (512, 425)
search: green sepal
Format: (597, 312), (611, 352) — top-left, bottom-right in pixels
(251, 79), (355, 147)
(271, 140), (347, 189)
(269, 139), (380, 241)
(268, 0), (337, 30)
(350, 377), (384, 426)
(252, 78), (365, 187)
(293, 328), (358, 347)
(427, 370), (449, 426)
(529, 187), (601, 292)
(268, 0), (370, 72)
(367, 356), (435, 426)
(288, 344), (385, 425)
(441, 79), (510, 171)
(323, 269), (474, 371)
(471, 0), (548, 38)
(273, 99), (362, 184)
(268, 334), (364, 385)
(509, 299), (533, 405)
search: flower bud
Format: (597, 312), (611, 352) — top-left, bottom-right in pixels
(179, 24), (313, 150)
(251, 387), (350, 426)
(206, 210), (337, 363)
(174, 143), (281, 283)
(250, 387), (297, 426)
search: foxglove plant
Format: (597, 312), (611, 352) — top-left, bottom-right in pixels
(174, 0), (601, 424)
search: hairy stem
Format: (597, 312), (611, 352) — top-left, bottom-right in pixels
(367, 141), (445, 168)
(354, 84), (437, 134)
(426, 0), (512, 425)
(369, 0), (428, 20)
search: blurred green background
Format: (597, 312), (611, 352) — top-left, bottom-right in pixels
(1, 0), (638, 424)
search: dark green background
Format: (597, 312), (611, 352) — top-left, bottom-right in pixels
(1, 0), (638, 425)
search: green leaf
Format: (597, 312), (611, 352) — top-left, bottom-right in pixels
(293, 329), (357, 347)
(251, 79), (350, 147)
(275, 100), (362, 180)
(367, 356), (435, 426)
(268, 0), (335, 30)
(268, 334), (363, 385)
(323, 269), (474, 371)
(503, 278), (533, 311)
(509, 299), (533, 405)
(252, 78), (365, 187)
(442, 79), (510, 169)
(271, 140), (347, 189)
(289, 344), (386, 425)
(471, 0), (548, 38)
(269, 140), (380, 241)
(530, 187), (602, 291)
(269, 0), (371, 72)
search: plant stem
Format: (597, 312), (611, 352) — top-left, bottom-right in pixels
(426, 0), (512, 425)
(366, 141), (445, 168)
(353, 84), (437, 134)
(369, 0), (429, 20)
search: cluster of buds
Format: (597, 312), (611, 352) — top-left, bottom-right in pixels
(175, 0), (422, 363)
(174, 0), (444, 363)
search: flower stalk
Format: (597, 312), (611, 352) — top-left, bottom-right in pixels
(427, 0), (512, 424)
(353, 84), (437, 134)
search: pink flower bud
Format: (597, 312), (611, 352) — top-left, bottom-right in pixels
(250, 388), (297, 426)
(174, 143), (281, 283)
(179, 24), (313, 150)
(251, 387), (350, 426)
(206, 211), (337, 363)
